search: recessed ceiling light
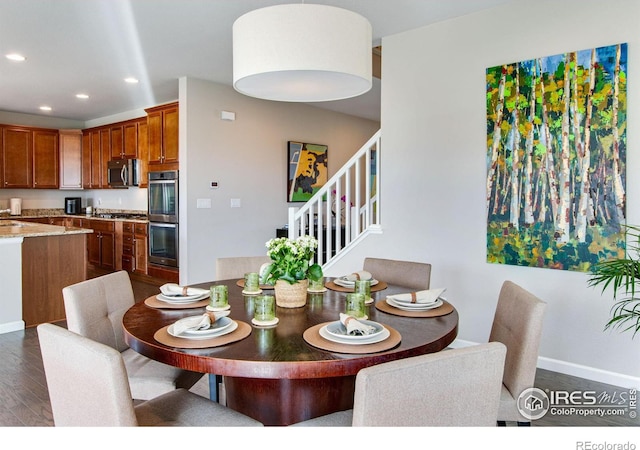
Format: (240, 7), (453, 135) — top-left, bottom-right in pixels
(6, 53), (26, 62)
(39, 106), (52, 111)
(124, 77), (139, 84)
(76, 93), (89, 99)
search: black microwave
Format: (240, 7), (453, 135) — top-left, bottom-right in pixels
(107, 159), (140, 188)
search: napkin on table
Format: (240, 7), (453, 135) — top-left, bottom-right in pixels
(339, 313), (377, 336)
(172, 311), (230, 336)
(339, 270), (373, 283)
(160, 283), (208, 297)
(389, 287), (446, 304)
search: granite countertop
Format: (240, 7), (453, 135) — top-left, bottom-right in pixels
(0, 220), (93, 239)
(2, 208), (149, 223)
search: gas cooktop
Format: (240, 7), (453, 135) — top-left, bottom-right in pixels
(94, 213), (148, 220)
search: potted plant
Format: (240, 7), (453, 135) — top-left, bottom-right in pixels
(588, 225), (640, 337)
(262, 235), (323, 308)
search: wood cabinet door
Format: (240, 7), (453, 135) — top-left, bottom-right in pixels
(134, 225), (148, 274)
(60, 130), (82, 189)
(162, 106), (179, 163)
(123, 121), (138, 159)
(87, 230), (101, 266)
(147, 111), (162, 164)
(110, 124), (124, 159)
(90, 131), (101, 188)
(82, 131), (92, 188)
(33, 129), (59, 189)
(100, 231), (116, 269)
(137, 119), (149, 187)
(2, 127), (32, 188)
(100, 128), (110, 188)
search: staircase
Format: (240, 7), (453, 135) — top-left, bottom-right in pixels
(286, 130), (382, 270)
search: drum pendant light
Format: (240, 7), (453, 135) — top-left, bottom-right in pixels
(233, 4), (372, 102)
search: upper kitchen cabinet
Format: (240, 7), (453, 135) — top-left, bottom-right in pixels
(1, 125), (59, 189)
(59, 130), (83, 189)
(82, 128), (106, 189)
(146, 102), (179, 171)
(32, 129), (59, 189)
(2, 126), (32, 188)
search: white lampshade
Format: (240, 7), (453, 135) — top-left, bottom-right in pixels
(233, 4), (372, 102)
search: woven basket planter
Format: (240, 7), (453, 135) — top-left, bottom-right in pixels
(274, 279), (308, 308)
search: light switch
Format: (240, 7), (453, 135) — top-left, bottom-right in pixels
(230, 198), (241, 208)
(196, 198), (212, 209)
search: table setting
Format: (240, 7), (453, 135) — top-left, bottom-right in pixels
(375, 287), (454, 317)
(144, 283), (211, 309)
(303, 312), (401, 354)
(325, 270), (388, 294)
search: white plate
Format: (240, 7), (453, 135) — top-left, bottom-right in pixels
(388, 288), (446, 305)
(325, 320), (385, 340)
(168, 319), (238, 340)
(156, 293), (209, 304)
(319, 324), (390, 345)
(168, 316), (234, 339)
(334, 278), (379, 288)
(386, 297), (443, 311)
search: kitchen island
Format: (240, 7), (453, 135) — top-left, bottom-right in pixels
(0, 220), (92, 333)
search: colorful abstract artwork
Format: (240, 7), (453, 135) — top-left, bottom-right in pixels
(287, 141), (328, 202)
(486, 43), (627, 271)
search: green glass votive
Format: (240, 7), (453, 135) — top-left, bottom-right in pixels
(308, 277), (325, 291)
(345, 293), (366, 319)
(254, 295), (276, 322)
(209, 285), (228, 309)
(354, 279), (371, 300)
(244, 272), (260, 293)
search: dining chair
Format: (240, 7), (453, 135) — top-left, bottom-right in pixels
(37, 323), (263, 426)
(62, 270), (203, 401)
(362, 257), (431, 290)
(292, 342), (507, 426)
(215, 256), (271, 280)
(490, 280), (546, 426)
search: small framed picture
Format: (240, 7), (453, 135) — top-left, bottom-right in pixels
(287, 141), (328, 202)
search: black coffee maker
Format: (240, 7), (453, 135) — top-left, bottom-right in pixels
(65, 197), (82, 215)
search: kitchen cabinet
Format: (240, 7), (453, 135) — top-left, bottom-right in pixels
(32, 129), (59, 189)
(2, 126), (31, 188)
(136, 118), (149, 187)
(110, 124), (124, 159)
(146, 102), (179, 171)
(1, 125), (59, 189)
(82, 128), (106, 188)
(87, 219), (115, 270)
(59, 130), (83, 189)
(122, 221), (147, 275)
(122, 120), (140, 160)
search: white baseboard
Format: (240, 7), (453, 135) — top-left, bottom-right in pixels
(450, 338), (640, 389)
(0, 320), (25, 335)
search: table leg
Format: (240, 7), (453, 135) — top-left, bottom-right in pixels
(208, 374), (222, 402)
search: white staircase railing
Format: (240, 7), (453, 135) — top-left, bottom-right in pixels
(287, 130), (382, 270)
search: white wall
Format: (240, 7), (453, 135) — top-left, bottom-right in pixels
(328, 0), (640, 387)
(179, 78), (380, 285)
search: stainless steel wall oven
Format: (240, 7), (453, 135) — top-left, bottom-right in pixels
(148, 170), (179, 267)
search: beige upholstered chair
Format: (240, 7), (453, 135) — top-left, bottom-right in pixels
(62, 270), (202, 400)
(293, 342), (507, 426)
(490, 280), (546, 426)
(215, 256), (271, 280)
(37, 323), (262, 426)
(363, 257), (431, 290)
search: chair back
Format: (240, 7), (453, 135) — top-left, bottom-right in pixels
(489, 280), (546, 402)
(63, 270), (135, 352)
(215, 256), (271, 281)
(351, 342), (506, 426)
(363, 257), (431, 290)
(37, 323), (138, 426)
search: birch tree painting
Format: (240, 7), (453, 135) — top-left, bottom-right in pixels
(486, 43), (627, 272)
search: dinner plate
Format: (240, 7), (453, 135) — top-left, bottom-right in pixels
(319, 323), (390, 345)
(168, 316), (234, 339)
(325, 320), (385, 340)
(386, 297), (444, 311)
(388, 288), (446, 305)
(333, 278), (379, 288)
(168, 319), (238, 340)
(156, 293), (210, 304)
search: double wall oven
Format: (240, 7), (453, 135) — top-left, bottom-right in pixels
(148, 170), (179, 268)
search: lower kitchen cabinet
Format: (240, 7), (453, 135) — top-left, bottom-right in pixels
(87, 219), (115, 270)
(122, 221), (147, 275)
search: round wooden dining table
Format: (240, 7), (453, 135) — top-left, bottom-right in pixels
(123, 278), (458, 426)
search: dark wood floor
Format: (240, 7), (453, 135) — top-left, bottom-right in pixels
(0, 269), (637, 427)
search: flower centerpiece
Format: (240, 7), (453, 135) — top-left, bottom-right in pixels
(262, 235), (323, 308)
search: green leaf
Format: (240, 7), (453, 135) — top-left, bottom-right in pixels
(308, 264), (323, 281)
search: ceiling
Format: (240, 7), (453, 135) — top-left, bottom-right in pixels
(0, 0), (514, 124)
